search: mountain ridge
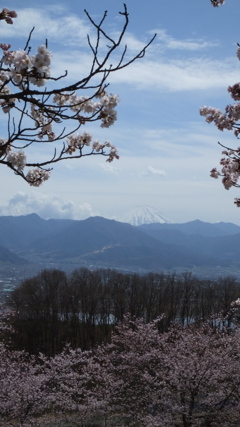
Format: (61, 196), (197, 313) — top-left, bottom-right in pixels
(0, 214), (240, 275)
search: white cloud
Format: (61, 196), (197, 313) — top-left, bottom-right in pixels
(153, 29), (218, 51)
(115, 32), (155, 54)
(49, 49), (240, 94)
(1, 5), (233, 95)
(1, 5), (236, 96)
(108, 57), (240, 92)
(0, 192), (98, 220)
(142, 166), (166, 177)
(0, 7), (92, 46)
(100, 163), (121, 174)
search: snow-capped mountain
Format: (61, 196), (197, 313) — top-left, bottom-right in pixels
(118, 206), (173, 226)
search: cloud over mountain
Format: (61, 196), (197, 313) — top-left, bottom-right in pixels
(0, 192), (98, 220)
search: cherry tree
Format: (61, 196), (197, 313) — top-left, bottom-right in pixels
(0, 340), (92, 426)
(0, 345), (50, 426)
(0, 340), (116, 426)
(0, 6), (155, 186)
(1, 311), (240, 426)
(84, 316), (240, 427)
(200, 0), (240, 206)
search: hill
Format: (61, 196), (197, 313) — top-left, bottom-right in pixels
(1, 214), (240, 275)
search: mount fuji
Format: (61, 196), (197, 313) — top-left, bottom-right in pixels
(118, 206), (173, 226)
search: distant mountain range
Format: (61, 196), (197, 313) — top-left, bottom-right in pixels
(1, 213), (240, 278)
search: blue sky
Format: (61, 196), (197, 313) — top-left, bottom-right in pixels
(1, 0), (240, 224)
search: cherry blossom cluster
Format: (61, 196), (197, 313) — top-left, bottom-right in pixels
(199, 106), (234, 131)
(6, 150), (26, 171)
(58, 92), (120, 161)
(53, 91), (119, 128)
(93, 140), (119, 162)
(25, 168), (50, 187)
(210, 0), (225, 6)
(30, 104), (55, 141)
(66, 132), (119, 161)
(209, 147), (240, 191)
(2, 43), (52, 89)
(228, 82), (240, 101)
(0, 40), (54, 184)
(66, 131), (92, 154)
(0, 8), (17, 25)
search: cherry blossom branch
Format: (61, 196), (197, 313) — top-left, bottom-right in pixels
(0, 5), (156, 186)
(200, 41), (240, 206)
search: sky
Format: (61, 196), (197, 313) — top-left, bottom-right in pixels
(1, 0), (240, 224)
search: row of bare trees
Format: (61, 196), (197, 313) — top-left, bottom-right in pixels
(7, 268), (240, 355)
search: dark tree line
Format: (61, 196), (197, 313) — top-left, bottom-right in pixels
(7, 268), (240, 355)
